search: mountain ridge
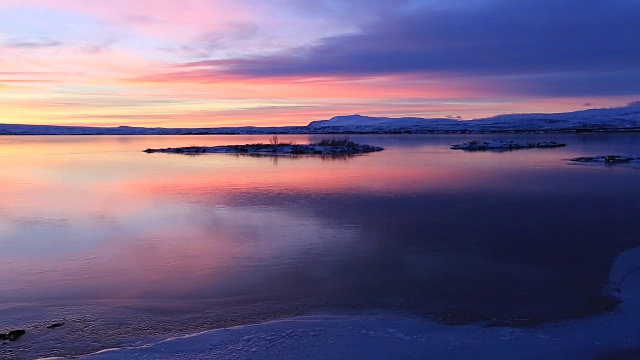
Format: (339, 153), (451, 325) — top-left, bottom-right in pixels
(2, 103), (640, 135)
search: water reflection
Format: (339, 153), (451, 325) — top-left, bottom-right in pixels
(222, 153), (360, 166)
(1, 134), (639, 324)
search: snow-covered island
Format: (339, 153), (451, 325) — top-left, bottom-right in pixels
(569, 155), (640, 164)
(144, 138), (384, 156)
(451, 140), (566, 151)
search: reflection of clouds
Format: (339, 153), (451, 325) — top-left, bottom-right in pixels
(13, 216), (71, 228)
(0, 197), (360, 302)
(3, 134), (640, 324)
(0, 220), (11, 238)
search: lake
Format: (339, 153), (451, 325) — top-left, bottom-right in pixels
(1, 134), (640, 358)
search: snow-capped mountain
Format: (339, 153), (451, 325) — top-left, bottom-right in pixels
(308, 102), (640, 133)
(308, 114), (458, 128)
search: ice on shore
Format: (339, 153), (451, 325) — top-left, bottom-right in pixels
(67, 246), (640, 360)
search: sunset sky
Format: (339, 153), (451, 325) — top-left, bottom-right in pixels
(1, 0), (639, 127)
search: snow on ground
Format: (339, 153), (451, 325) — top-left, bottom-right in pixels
(2, 103), (640, 135)
(54, 246), (640, 360)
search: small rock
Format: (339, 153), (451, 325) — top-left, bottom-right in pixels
(569, 155), (640, 164)
(451, 140), (566, 151)
(0, 330), (26, 341)
(47, 322), (65, 329)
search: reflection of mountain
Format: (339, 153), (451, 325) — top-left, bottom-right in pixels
(2, 103), (640, 135)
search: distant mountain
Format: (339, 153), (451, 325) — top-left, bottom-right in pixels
(0, 124), (306, 136)
(467, 101), (640, 131)
(307, 102), (640, 133)
(308, 114), (458, 128)
(1, 103), (640, 135)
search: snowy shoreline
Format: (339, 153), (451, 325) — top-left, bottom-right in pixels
(0, 245), (636, 359)
(34, 246), (640, 360)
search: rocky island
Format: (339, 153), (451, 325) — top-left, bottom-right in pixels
(451, 140), (566, 151)
(144, 137), (384, 156)
(569, 155), (640, 164)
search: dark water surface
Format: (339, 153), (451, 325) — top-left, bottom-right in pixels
(1, 134), (639, 327)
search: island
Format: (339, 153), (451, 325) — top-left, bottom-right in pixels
(143, 137), (384, 156)
(451, 140), (566, 151)
(569, 155), (640, 164)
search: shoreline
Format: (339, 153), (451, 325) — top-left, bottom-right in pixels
(0, 289), (624, 359)
(1, 242), (635, 360)
(28, 246), (640, 359)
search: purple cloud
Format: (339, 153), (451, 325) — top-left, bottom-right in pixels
(177, 0), (640, 97)
(3, 37), (62, 48)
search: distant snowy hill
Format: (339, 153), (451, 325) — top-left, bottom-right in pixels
(468, 102), (640, 131)
(308, 114), (458, 128)
(308, 102), (640, 133)
(1, 103), (640, 135)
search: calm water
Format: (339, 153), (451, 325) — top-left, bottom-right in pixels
(1, 134), (640, 327)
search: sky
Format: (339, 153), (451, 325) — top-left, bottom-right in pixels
(1, 0), (639, 127)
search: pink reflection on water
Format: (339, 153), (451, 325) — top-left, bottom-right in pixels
(1, 157), (360, 302)
(2, 134), (636, 304)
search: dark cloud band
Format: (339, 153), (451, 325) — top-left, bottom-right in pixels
(176, 0), (640, 97)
